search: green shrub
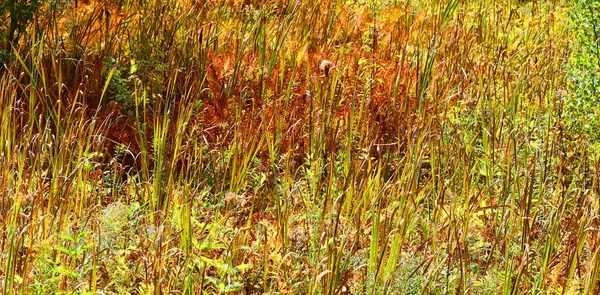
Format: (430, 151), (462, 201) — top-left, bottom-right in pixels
(564, 0), (600, 140)
(0, 0), (45, 47)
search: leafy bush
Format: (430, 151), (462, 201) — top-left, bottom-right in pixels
(0, 0), (46, 66)
(564, 0), (600, 140)
(0, 0), (45, 46)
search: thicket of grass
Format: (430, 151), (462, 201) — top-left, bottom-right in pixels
(1, 0), (599, 294)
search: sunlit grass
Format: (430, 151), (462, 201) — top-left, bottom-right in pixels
(1, 0), (598, 294)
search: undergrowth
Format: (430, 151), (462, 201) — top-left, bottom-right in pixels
(1, 0), (598, 294)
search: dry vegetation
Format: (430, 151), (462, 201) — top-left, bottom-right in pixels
(1, 0), (599, 294)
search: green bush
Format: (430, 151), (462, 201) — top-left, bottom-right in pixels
(0, 0), (45, 63)
(565, 0), (600, 140)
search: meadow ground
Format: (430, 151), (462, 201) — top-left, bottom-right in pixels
(1, 0), (600, 294)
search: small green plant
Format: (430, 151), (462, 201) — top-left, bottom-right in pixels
(52, 231), (95, 294)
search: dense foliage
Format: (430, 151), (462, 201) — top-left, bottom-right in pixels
(1, 0), (599, 294)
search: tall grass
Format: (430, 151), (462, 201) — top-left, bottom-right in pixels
(1, 0), (597, 294)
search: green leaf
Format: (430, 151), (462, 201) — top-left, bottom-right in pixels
(53, 265), (79, 279)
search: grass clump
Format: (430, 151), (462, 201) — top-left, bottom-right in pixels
(1, 0), (599, 294)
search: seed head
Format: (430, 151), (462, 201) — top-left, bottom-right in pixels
(320, 59), (333, 78)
